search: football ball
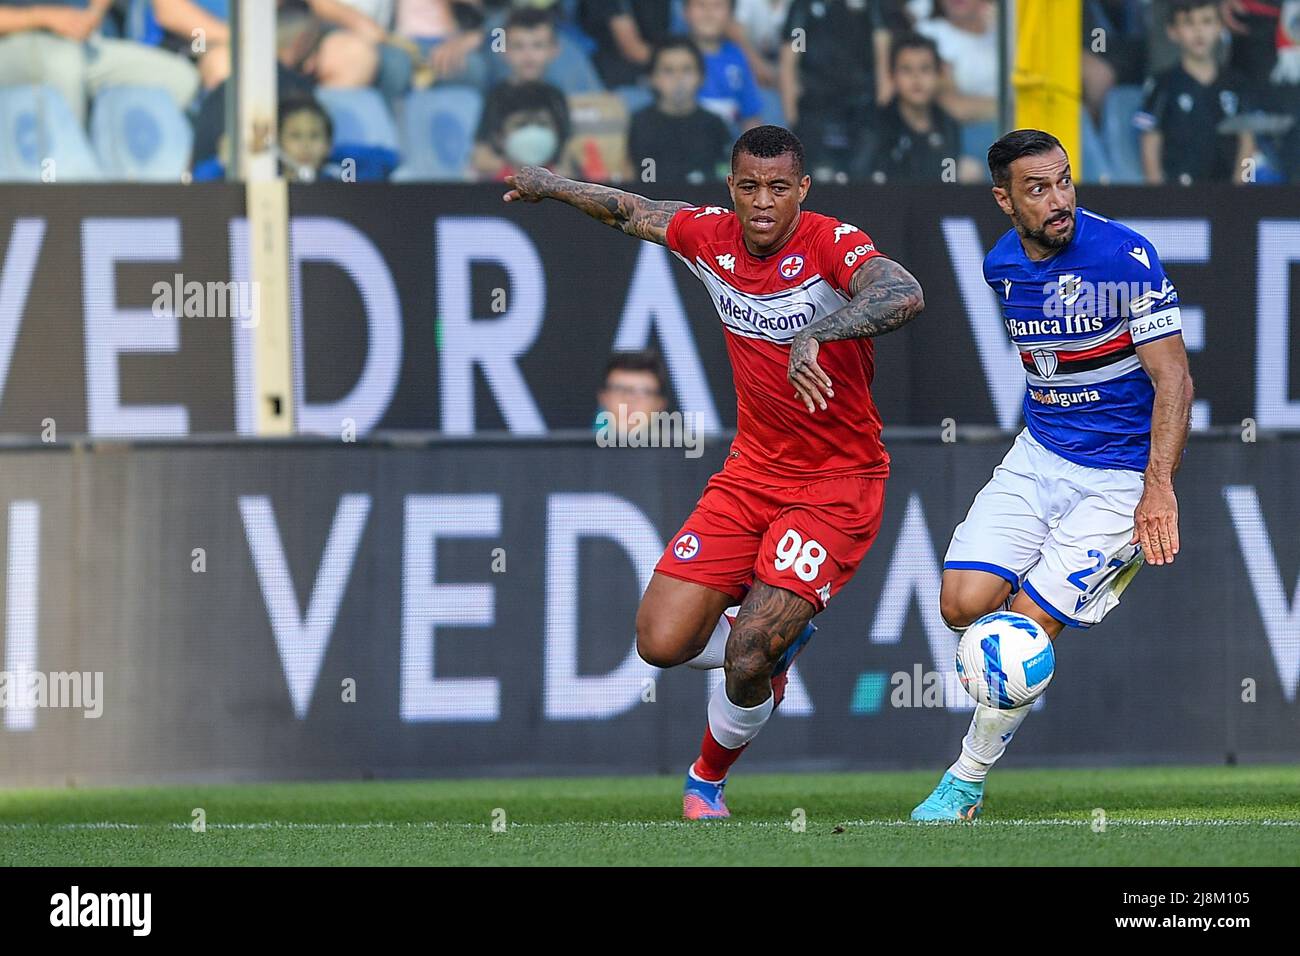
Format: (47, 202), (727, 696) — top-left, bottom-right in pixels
(955, 612), (1055, 709)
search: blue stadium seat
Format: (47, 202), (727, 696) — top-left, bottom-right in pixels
(0, 86), (102, 182)
(758, 87), (785, 127)
(1102, 84), (1145, 184)
(91, 86), (193, 181)
(315, 87), (401, 152)
(1081, 108), (1115, 184)
(393, 86), (482, 182)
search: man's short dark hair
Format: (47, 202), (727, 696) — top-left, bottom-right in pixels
(505, 7), (556, 33)
(731, 125), (805, 177)
(890, 32), (940, 72)
(1167, 0), (1218, 23)
(279, 94), (333, 142)
(987, 128), (1066, 187)
(650, 36), (706, 77)
(602, 350), (667, 393)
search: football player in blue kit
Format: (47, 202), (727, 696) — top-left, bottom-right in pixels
(912, 129), (1194, 821)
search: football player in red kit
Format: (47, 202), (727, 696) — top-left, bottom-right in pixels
(504, 126), (925, 818)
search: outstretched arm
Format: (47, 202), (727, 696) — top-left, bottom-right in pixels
(787, 257), (925, 413)
(503, 165), (688, 245)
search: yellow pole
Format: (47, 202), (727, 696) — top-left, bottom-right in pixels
(1013, 0), (1083, 175)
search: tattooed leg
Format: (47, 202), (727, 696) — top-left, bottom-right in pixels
(688, 582), (815, 787)
(725, 581), (816, 706)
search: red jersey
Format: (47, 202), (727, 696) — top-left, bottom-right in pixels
(665, 206), (890, 482)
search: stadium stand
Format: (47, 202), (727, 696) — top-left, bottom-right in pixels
(0, 86), (102, 182)
(392, 85), (483, 181)
(91, 86), (193, 181)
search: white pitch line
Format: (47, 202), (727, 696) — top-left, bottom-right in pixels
(0, 819), (1295, 831)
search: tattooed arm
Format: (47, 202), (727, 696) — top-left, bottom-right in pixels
(787, 257), (925, 413)
(503, 165), (688, 245)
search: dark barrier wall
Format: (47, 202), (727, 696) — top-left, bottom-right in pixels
(0, 435), (1295, 784)
(0, 185), (1298, 437)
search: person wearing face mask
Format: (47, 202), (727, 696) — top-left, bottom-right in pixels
(475, 80), (573, 179)
(628, 38), (733, 184)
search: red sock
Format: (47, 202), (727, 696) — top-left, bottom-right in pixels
(693, 674), (791, 781)
(691, 726), (748, 782)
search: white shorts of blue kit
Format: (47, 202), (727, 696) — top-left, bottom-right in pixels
(943, 428), (1144, 629)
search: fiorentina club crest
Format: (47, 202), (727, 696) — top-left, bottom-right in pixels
(1030, 348), (1059, 378)
(673, 533), (701, 560)
(778, 254), (805, 280)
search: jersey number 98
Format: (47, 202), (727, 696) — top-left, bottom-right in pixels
(774, 530), (827, 582)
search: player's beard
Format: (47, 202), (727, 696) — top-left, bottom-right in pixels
(1012, 203), (1074, 251)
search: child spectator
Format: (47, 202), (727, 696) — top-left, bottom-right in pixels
(278, 95), (334, 181)
(685, 0), (763, 130)
(628, 38), (732, 184)
(780, 0), (891, 177)
(484, 6), (602, 94)
(852, 32), (971, 182)
(1135, 0), (1255, 184)
(472, 11), (575, 178)
(473, 80), (572, 180)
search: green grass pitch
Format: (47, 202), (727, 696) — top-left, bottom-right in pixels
(1, 766), (1297, 866)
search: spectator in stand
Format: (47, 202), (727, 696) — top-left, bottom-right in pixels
(685, 0), (762, 130)
(780, 0), (891, 178)
(1274, 1), (1300, 181)
(472, 10), (575, 177)
(298, 0), (416, 98)
(1135, 0), (1255, 184)
(595, 349), (670, 440)
(473, 79), (572, 180)
(731, 0), (791, 86)
(852, 32), (974, 182)
(482, 3), (603, 94)
(576, 0), (672, 89)
(278, 94), (334, 180)
(1082, 0), (1150, 121)
(628, 37), (732, 184)
(152, 0), (398, 93)
(394, 0), (488, 86)
(1219, 0), (1284, 96)
(150, 0), (231, 91)
(0, 0), (199, 122)
(913, 0), (996, 162)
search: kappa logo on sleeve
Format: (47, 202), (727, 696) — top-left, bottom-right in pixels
(833, 223), (861, 243)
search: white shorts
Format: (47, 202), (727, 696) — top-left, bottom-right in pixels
(943, 429), (1143, 628)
